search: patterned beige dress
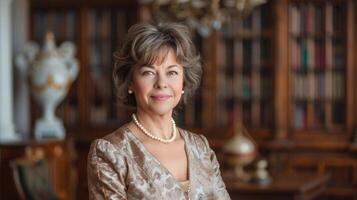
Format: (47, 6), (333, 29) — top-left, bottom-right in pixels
(87, 126), (231, 200)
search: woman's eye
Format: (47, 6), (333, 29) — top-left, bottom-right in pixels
(168, 71), (179, 76)
(142, 71), (154, 76)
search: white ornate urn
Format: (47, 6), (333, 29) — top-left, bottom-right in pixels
(16, 32), (79, 140)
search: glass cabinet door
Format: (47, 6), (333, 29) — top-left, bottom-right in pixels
(216, 3), (274, 131)
(289, 2), (347, 131)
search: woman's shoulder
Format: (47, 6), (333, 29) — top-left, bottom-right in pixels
(87, 126), (130, 175)
(90, 124), (132, 154)
(179, 128), (210, 150)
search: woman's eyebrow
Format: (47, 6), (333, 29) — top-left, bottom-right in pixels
(167, 65), (179, 69)
(140, 65), (155, 69)
(140, 64), (179, 69)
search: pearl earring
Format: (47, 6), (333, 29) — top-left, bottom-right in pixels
(182, 90), (185, 94)
(128, 89), (133, 94)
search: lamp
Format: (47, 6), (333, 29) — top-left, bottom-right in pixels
(141, 0), (267, 36)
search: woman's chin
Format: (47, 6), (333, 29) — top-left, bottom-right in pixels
(148, 105), (175, 116)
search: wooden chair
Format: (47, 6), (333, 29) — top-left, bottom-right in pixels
(10, 147), (59, 200)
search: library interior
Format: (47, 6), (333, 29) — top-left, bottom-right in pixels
(0, 0), (356, 199)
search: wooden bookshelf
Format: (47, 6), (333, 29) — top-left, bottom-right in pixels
(216, 3), (274, 130)
(289, 1), (348, 132)
(86, 9), (130, 126)
(271, 1), (356, 199)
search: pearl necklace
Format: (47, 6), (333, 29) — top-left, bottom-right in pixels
(132, 114), (176, 143)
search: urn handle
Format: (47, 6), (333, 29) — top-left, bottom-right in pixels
(15, 42), (39, 74)
(65, 58), (79, 82)
(59, 42), (79, 81)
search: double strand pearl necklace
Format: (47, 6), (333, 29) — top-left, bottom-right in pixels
(132, 114), (176, 143)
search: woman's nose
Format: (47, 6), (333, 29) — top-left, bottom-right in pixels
(154, 73), (167, 89)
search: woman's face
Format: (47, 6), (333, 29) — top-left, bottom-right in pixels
(130, 48), (184, 116)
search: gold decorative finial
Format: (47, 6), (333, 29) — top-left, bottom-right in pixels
(42, 31), (57, 55)
(46, 31), (54, 41)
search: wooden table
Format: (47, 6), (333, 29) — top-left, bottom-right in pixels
(224, 173), (330, 200)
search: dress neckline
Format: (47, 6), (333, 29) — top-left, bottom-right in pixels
(179, 180), (190, 194)
(123, 125), (191, 195)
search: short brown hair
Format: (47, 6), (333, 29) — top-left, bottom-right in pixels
(113, 22), (202, 109)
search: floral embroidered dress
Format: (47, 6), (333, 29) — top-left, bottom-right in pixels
(87, 126), (231, 200)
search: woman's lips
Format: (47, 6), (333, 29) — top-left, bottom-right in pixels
(151, 95), (171, 101)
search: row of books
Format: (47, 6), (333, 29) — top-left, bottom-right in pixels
(88, 10), (111, 39)
(88, 80), (116, 125)
(88, 10), (113, 125)
(216, 99), (273, 127)
(216, 99), (232, 127)
(89, 41), (112, 71)
(86, 10), (132, 125)
(293, 101), (345, 129)
(87, 9), (133, 125)
(218, 38), (271, 68)
(215, 2), (273, 128)
(88, 9), (129, 43)
(217, 74), (272, 101)
(291, 73), (345, 101)
(293, 103), (315, 129)
(289, 2), (347, 130)
(289, 2), (345, 36)
(290, 37), (345, 70)
(33, 10), (77, 43)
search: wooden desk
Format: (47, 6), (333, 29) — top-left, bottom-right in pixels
(224, 173), (329, 200)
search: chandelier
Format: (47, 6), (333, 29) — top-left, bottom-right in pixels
(140, 0), (267, 37)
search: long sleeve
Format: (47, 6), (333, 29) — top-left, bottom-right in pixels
(199, 135), (231, 200)
(209, 148), (231, 199)
(87, 139), (128, 200)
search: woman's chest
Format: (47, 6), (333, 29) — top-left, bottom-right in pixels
(124, 148), (216, 199)
(144, 140), (189, 181)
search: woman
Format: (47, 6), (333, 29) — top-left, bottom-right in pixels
(88, 22), (230, 200)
